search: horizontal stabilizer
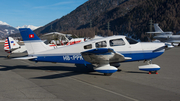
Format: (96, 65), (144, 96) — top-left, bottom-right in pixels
(146, 32), (163, 34)
(13, 56), (37, 60)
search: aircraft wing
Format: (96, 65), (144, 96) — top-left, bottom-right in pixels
(109, 52), (132, 63)
(146, 32), (162, 34)
(81, 48), (131, 64)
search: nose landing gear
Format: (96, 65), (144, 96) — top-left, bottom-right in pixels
(139, 60), (160, 74)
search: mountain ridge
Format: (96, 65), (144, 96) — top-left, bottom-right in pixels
(34, 0), (128, 34)
(16, 25), (41, 30)
(0, 21), (41, 39)
(0, 24), (19, 39)
(9, 0), (180, 41)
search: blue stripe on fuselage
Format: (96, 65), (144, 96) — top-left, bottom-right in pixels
(31, 55), (91, 64)
(123, 51), (164, 62)
(31, 51), (164, 64)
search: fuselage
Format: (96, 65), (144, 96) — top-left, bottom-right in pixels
(30, 36), (165, 64)
(154, 34), (180, 43)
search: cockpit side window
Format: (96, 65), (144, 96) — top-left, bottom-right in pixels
(95, 41), (107, 48)
(125, 37), (138, 44)
(109, 38), (125, 46)
(67, 36), (73, 40)
(84, 44), (92, 49)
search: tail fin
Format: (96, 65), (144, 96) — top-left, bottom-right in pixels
(4, 38), (10, 53)
(154, 24), (164, 33)
(4, 37), (20, 53)
(8, 37), (20, 49)
(19, 28), (49, 55)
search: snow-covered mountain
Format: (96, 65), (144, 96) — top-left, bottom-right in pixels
(16, 25), (41, 30)
(0, 21), (9, 26)
(0, 21), (41, 39)
(0, 21), (19, 39)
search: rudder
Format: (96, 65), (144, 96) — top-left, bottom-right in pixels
(19, 28), (49, 55)
(154, 24), (163, 33)
(8, 37), (20, 50)
(4, 38), (10, 53)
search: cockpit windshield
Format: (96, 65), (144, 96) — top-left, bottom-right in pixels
(125, 37), (138, 44)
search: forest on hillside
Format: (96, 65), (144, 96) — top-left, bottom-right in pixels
(34, 0), (127, 34)
(61, 0), (180, 41)
(10, 0), (180, 41)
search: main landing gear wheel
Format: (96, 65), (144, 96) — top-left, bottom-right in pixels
(104, 73), (113, 76)
(149, 71), (158, 74)
(7, 54), (11, 58)
(6, 52), (12, 58)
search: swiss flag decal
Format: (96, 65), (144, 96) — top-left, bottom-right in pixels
(29, 34), (34, 38)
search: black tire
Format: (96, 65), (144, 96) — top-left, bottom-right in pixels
(104, 73), (113, 76)
(7, 55), (10, 58)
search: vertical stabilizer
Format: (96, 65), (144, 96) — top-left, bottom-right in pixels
(154, 24), (164, 33)
(19, 28), (49, 55)
(8, 37), (20, 49)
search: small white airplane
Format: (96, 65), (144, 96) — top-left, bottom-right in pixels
(41, 32), (86, 46)
(4, 37), (27, 57)
(66, 38), (85, 45)
(15, 28), (167, 75)
(4, 35), (85, 58)
(147, 23), (180, 46)
(4, 37), (57, 57)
